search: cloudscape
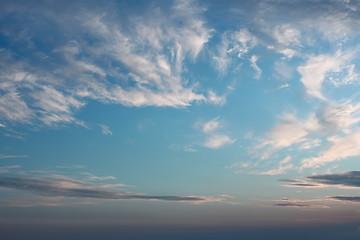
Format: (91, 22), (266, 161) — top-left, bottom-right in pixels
(1, 0), (360, 239)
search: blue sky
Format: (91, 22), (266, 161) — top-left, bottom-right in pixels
(1, 0), (360, 238)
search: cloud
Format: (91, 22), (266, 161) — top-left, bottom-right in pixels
(278, 83), (290, 89)
(273, 24), (301, 47)
(207, 90), (227, 106)
(275, 202), (328, 208)
(254, 98), (360, 167)
(297, 50), (354, 99)
(230, 28), (258, 57)
(258, 156), (293, 175)
(100, 124), (112, 135)
(0, 165), (21, 174)
(0, 174), (231, 204)
(300, 138), (322, 150)
(0, 0), (221, 127)
(275, 202), (308, 207)
(0, 155), (28, 159)
(274, 61), (293, 81)
(317, 101), (360, 135)
(82, 172), (116, 181)
(301, 131), (360, 169)
(279, 178), (323, 188)
(308, 171), (360, 188)
(250, 55), (262, 79)
(202, 117), (221, 133)
(329, 196), (360, 203)
(260, 113), (319, 150)
(199, 117), (236, 149)
(203, 134), (236, 149)
(281, 171), (360, 189)
(213, 28), (258, 73)
(272, 24), (301, 58)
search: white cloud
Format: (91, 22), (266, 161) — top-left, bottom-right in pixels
(213, 28), (258, 72)
(274, 61), (293, 81)
(273, 25), (301, 47)
(264, 24), (301, 58)
(0, 89), (34, 123)
(229, 28), (258, 58)
(202, 117), (220, 133)
(0, 0), (222, 127)
(82, 172), (116, 181)
(250, 55), (262, 79)
(207, 90), (227, 106)
(317, 101), (360, 134)
(184, 146), (197, 152)
(100, 124), (112, 135)
(258, 156), (293, 175)
(264, 113), (319, 149)
(278, 83), (290, 89)
(297, 50), (354, 99)
(301, 131), (360, 169)
(308, 12), (356, 42)
(203, 134), (236, 149)
(0, 155), (27, 159)
(328, 64), (359, 86)
(300, 138), (322, 150)
(200, 117), (236, 149)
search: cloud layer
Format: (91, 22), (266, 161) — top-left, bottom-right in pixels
(0, 174), (230, 204)
(0, 0), (221, 127)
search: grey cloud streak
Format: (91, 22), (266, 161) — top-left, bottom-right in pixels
(275, 202), (309, 207)
(280, 171), (360, 188)
(308, 171), (360, 187)
(0, 176), (227, 203)
(329, 196), (360, 203)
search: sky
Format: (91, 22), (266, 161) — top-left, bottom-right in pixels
(1, 0), (360, 239)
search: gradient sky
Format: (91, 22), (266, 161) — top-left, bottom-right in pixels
(1, 0), (360, 238)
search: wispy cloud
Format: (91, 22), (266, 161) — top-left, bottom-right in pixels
(202, 117), (221, 133)
(258, 156), (293, 176)
(271, 24), (301, 58)
(203, 134), (236, 149)
(213, 28), (258, 73)
(82, 172), (116, 181)
(301, 131), (360, 169)
(0, 173), (231, 204)
(250, 55), (262, 79)
(0, 0), (222, 127)
(278, 83), (290, 90)
(274, 61), (293, 81)
(99, 124), (112, 135)
(200, 118), (236, 149)
(297, 50), (354, 100)
(0, 165), (21, 174)
(0, 155), (28, 159)
(257, 113), (319, 155)
(279, 178), (324, 188)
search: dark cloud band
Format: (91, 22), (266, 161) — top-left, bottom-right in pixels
(0, 176), (218, 202)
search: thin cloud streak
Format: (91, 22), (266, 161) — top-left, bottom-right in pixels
(281, 171), (360, 189)
(329, 196), (360, 203)
(0, 175), (231, 204)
